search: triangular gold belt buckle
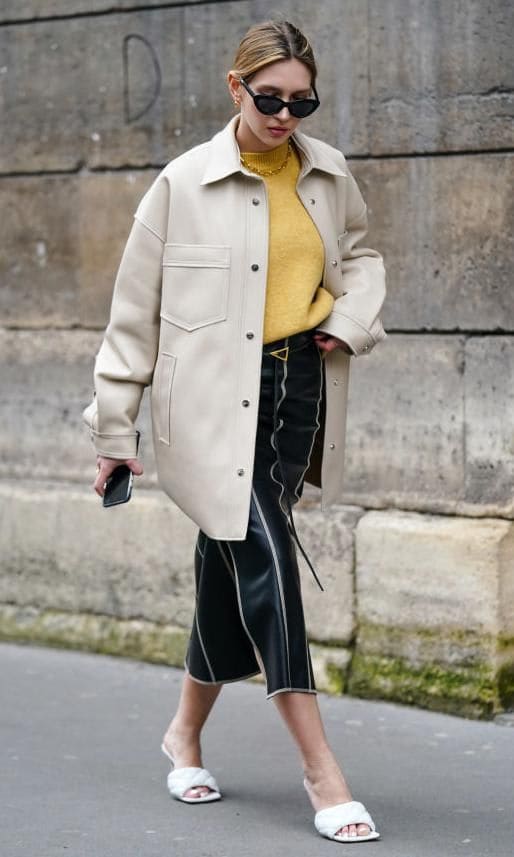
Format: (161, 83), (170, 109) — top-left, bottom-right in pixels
(269, 346), (289, 361)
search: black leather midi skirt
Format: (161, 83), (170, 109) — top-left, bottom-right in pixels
(184, 326), (325, 699)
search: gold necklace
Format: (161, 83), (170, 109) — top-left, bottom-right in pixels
(240, 141), (292, 177)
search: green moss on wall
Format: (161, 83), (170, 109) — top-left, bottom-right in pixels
(324, 661), (346, 695)
(497, 662), (514, 709)
(2, 605), (513, 720)
(0, 605), (189, 667)
(348, 652), (499, 719)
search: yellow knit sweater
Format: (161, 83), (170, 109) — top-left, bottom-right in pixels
(240, 139), (334, 344)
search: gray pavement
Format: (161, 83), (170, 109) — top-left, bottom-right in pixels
(1, 641), (513, 857)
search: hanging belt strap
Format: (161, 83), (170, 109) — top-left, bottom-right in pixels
(271, 354), (325, 593)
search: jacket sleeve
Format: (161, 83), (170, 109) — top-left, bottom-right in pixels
(316, 166), (387, 357)
(82, 173), (169, 459)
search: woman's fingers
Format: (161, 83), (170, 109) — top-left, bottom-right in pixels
(313, 333), (352, 354)
(93, 456), (144, 497)
(126, 458), (144, 476)
(94, 458), (114, 497)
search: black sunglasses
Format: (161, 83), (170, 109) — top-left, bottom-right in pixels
(239, 77), (320, 118)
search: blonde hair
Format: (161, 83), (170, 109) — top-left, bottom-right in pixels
(231, 20), (317, 85)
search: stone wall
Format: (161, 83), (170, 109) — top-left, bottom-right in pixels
(1, 0), (513, 719)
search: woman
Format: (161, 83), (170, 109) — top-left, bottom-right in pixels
(84, 20), (386, 844)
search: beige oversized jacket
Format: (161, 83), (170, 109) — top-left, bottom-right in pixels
(83, 114), (387, 539)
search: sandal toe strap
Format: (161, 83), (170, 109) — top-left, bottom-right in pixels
(314, 800), (376, 837)
(167, 766), (219, 797)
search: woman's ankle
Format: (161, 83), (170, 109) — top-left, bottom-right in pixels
(165, 718), (202, 744)
(302, 747), (337, 775)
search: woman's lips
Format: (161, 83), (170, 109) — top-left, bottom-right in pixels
(268, 127), (289, 135)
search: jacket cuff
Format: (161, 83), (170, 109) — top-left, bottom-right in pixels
(88, 430), (140, 460)
(316, 312), (387, 356)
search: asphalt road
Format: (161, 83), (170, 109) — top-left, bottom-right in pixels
(1, 641), (513, 857)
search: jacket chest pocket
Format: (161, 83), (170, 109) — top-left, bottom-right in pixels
(161, 243), (230, 331)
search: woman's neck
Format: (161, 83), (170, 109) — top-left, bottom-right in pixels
(235, 115), (291, 154)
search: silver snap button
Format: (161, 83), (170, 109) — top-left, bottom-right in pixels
(331, 260), (338, 267)
(310, 198), (316, 204)
(363, 344), (369, 352)
(246, 331), (254, 339)
(237, 468), (245, 476)
(329, 443), (336, 450)
(333, 379), (338, 386)
(252, 198), (260, 205)
(251, 263), (259, 271)
(242, 399), (250, 407)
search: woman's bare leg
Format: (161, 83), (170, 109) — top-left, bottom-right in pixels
(272, 691), (371, 839)
(162, 670), (223, 799)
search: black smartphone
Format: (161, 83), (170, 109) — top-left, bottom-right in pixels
(102, 432), (140, 508)
(102, 464), (133, 507)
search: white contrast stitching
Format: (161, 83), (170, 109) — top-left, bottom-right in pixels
(293, 345), (324, 502)
(251, 485), (292, 688)
(225, 541), (269, 688)
(193, 542), (216, 682)
(267, 686), (317, 699)
(185, 664), (260, 686)
(269, 352), (289, 515)
(195, 611), (216, 682)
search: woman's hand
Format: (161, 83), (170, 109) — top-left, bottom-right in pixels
(313, 332), (353, 355)
(94, 455), (144, 498)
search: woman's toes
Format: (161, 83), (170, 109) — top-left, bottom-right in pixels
(185, 786), (212, 799)
(337, 823), (371, 838)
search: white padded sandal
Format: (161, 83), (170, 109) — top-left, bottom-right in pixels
(305, 779), (380, 842)
(161, 742), (222, 804)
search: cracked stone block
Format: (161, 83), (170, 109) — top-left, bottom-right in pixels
(464, 337), (514, 508)
(0, 172), (154, 328)
(0, 0), (368, 171)
(344, 334), (466, 506)
(296, 505), (364, 644)
(369, 0), (514, 153)
(0, 1), (213, 22)
(359, 154), (514, 332)
(0, 328), (160, 484)
(350, 509), (514, 716)
(0, 480), (198, 629)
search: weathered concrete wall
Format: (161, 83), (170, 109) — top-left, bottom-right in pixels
(1, 0), (513, 718)
(1, 481), (512, 715)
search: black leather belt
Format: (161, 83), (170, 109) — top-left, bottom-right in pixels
(262, 328), (316, 361)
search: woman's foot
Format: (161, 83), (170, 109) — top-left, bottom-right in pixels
(303, 760), (372, 839)
(162, 722), (216, 800)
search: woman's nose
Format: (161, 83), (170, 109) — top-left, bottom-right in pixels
(275, 105), (290, 121)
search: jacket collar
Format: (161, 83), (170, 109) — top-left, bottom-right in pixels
(200, 114), (347, 185)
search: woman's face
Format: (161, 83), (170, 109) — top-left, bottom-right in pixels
(229, 57), (314, 152)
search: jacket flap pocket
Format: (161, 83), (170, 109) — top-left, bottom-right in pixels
(160, 244), (230, 331)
